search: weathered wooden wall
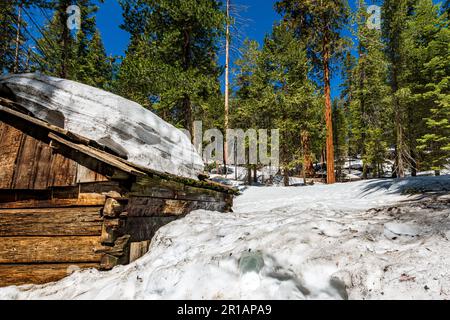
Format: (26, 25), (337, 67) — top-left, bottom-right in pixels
(0, 115), (235, 288)
(0, 121), (108, 190)
(0, 205), (105, 287)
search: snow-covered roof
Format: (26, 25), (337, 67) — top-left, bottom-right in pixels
(0, 73), (204, 179)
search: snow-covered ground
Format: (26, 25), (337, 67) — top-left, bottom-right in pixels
(1, 176), (449, 300)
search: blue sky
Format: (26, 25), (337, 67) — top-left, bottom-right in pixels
(95, 0), (281, 57)
(27, 0), (444, 98)
(94, 0), (358, 99)
(26, 1), (397, 99)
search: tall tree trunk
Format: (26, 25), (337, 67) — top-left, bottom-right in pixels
(183, 95), (193, 140)
(13, 3), (22, 74)
(392, 66), (405, 178)
(283, 168), (289, 187)
(223, 0), (230, 176)
(301, 130), (314, 177)
(411, 152), (417, 177)
(183, 28), (193, 140)
(323, 35), (336, 184)
(302, 162), (307, 185)
(58, 2), (70, 79)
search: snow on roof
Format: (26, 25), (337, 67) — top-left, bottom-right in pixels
(0, 73), (204, 179)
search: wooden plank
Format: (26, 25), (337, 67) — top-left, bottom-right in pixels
(49, 133), (145, 177)
(76, 164), (108, 184)
(32, 140), (54, 189)
(0, 236), (106, 264)
(0, 196), (106, 209)
(12, 135), (53, 190)
(131, 176), (228, 202)
(12, 135), (39, 189)
(127, 197), (229, 217)
(0, 263), (99, 287)
(50, 153), (78, 187)
(129, 241), (150, 263)
(0, 123), (23, 189)
(0, 207), (103, 237)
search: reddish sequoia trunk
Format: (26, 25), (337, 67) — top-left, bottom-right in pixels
(323, 36), (336, 184)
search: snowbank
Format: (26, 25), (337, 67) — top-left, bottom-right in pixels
(0, 176), (449, 300)
(0, 73), (204, 179)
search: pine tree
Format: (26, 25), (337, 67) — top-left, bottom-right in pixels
(0, 1), (18, 73)
(116, 0), (225, 139)
(414, 0), (450, 174)
(75, 30), (113, 89)
(34, 0), (111, 88)
(0, 0), (47, 73)
(276, 0), (350, 184)
(382, 0), (418, 177)
(233, 25), (322, 186)
(350, 0), (391, 179)
(332, 98), (349, 181)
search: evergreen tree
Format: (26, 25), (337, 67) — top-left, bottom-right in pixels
(350, 0), (391, 178)
(233, 25), (322, 186)
(0, 1), (18, 73)
(115, 0), (225, 139)
(34, 0), (112, 89)
(414, 0), (450, 174)
(332, 98), (349, 181)
(382, 0), (417, 177)
(276, 0), (350, 184)
(76, 30), (113, 89)
(0, 1), (47, 73)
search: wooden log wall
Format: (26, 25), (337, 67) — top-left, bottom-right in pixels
(0, 121), (109, 191)
(0, 117), (235, 287)
(0, 206), (106, 287)
(97, 175), (233, 271)
(0, 177), (233, 287)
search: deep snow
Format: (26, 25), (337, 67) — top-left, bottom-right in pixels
(0, 73), (204, 179)
(0, 176), (449, 300)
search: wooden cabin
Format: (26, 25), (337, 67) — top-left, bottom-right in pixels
(0, 99), (235, 287)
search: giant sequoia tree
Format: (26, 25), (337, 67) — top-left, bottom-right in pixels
(116, 0), (225, 139)
(276, 0), (350, 184)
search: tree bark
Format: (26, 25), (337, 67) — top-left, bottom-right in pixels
(223, 0), (230, 176)
(181, 27), (194, 140)
(301, 130), (314, 177)
(283, 168), (289, 187)
(392, 65), (405, 178)
(323, 34), (336, 184)
(58, 1), (70, 79)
